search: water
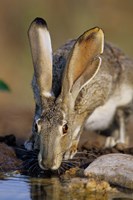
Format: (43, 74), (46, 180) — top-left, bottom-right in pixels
(0, 174), (133, 200)
(0, 175), (30, 200)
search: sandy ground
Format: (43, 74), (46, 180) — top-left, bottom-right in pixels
(0, 105), (133, 147)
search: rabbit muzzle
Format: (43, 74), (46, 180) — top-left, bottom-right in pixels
(38, 133), (79, 170)
(38, 148), (63, 170)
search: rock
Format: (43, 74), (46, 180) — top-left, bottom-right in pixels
(84, 153), (133, 190)
(0, 143), (22, 172)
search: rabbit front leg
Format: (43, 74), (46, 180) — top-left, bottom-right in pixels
(64, 126), (82, 160)
(116, 109), (126, 143)
(105, 108), (129, 147)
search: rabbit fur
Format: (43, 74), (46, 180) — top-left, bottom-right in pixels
(25, 17), (133, 170)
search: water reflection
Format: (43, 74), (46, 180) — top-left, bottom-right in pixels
(0, 175), (31, 200)
(30, 178), (67, 200)
(30, 177), (133, 200)
(0, 175), (133, 200)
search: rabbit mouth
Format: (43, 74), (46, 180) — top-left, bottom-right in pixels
(38, 158), (61, 170)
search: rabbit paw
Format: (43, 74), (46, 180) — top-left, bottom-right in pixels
(105, 135), (129, 148)
(63, 143), (78, 160)
(105, 136), (117, 148)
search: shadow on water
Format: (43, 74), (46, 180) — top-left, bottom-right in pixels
(0, 174), (133, 200)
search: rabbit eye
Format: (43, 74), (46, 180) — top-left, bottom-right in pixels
(62, 124), (68, 134)
(35, 123), (38, 133)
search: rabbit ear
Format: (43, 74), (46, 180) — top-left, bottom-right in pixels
(61, 27), (104, 106)
(28, 18), (53, 98)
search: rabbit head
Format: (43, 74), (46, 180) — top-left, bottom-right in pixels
(28, 18), (104, 170)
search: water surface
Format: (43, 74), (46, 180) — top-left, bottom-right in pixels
(0, 174), (133, 200)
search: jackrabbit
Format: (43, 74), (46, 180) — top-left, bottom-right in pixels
(25, 17), (133, 170)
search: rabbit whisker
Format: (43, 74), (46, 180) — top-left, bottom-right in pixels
(28, 161), (38, 172)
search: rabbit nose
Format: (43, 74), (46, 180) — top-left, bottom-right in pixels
(38, 151), (57, 170)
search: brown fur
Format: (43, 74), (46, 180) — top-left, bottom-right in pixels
(25, 18), (133, 170)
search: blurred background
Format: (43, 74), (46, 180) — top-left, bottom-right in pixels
(0, 0), (133, 144)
